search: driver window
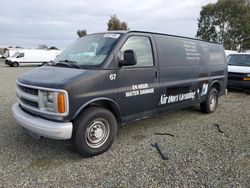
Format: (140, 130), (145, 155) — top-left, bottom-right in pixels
(120, 36), (154, 67)
(17, 53), (24, 58)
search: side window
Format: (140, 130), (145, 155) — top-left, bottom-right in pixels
(120, 36), (154, 67)
(17, 53), (24, 58)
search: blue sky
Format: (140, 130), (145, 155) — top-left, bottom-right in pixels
(0, 0), (217, 49)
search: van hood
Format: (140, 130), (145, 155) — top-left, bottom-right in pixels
(228, 65), (250, 73)
(17, 66), (96, 88)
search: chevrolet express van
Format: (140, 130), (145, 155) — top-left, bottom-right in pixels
(12, 31), (227, 156)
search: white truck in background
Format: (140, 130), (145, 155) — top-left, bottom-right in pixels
(3, 48), (21, 59)
(5, 49), (62, 67)
(225, 50), (237, 57)
(226, 52), (250, 90)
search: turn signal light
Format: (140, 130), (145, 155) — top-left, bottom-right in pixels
(243, 77), (250, 81)
(57, 92), (65, 113)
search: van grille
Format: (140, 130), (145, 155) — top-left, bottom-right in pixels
(16, 82), (40, 112)
(228, 72), (245, 81)
(20, 98), (39, 108)
(18, 84), (38, 95)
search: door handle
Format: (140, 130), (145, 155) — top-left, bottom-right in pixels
(155, 70), (158, 78)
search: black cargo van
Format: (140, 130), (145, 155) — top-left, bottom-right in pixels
(12, 31), (227, 156)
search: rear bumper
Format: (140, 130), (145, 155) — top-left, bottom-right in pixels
(12, 103), (73, 140)
(227, 80), (250, 89)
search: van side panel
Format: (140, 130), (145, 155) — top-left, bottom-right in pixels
(203, 43), (227, 95)
(154, 35), (227, 112)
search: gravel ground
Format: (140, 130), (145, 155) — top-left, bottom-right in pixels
(0, 60), (249, 187)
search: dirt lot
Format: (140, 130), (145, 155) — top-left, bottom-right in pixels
(0, 60), (249, 187)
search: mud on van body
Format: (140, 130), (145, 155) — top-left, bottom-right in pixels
(12, 31), (227, 156)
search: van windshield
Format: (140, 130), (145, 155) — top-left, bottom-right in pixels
(54, 33), (121, 68)
(11, 52), (19, 58)
(228, 54), (250, 66)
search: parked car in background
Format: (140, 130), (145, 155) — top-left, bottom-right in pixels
(5, 49), (62, 67)
(227, 53), (250, 90)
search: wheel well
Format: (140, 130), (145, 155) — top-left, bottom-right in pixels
(85, 100), (121, 124)
(210, 82), (220, 94)
(13, 61), (19, 66)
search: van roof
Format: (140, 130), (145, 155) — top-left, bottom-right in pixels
(93, 30), (221, 45)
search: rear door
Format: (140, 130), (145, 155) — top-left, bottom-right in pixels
(116, 35), (159, 121)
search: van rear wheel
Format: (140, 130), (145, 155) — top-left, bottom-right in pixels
(200, 88), (218, 114)
(72, 107), (117, 156)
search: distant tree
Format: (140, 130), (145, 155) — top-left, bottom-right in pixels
(107, 15), (129, 31)
(50, 46), (59, 50)
(15, 46), (22, 49)
(196, 0), (250, 51)
(38, 44), (48, 49)
(77, 29), (87, 38)
(8, 46), (13, 48)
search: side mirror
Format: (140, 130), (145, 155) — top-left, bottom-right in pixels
(119, 49), (137, 66)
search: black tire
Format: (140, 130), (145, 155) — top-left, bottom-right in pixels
(12, 62), (19, 67)
(41, 62), (47, 66)
(200, 88), (218, 114)
(244, 89), (250, 95)
(72, 107), (117, 157)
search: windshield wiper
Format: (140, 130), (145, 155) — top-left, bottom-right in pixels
(56, 59), (81, 69)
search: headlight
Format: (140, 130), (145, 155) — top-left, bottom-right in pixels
(40, 90), (67, 114)
(247, 73), (250, 77)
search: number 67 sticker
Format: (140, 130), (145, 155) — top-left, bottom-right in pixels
(109, 74), (116, 80)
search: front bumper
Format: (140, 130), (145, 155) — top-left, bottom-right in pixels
(5, 60), (10, 65)
(227, 80), (250, 89)
(12, 103), (73, 140)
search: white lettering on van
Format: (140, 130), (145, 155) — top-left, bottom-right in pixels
(159, 90), (196, 105)
(125, 83), (154, 97)
(140, 88), (154, 95)
(125, 90), (139, 97)
(179, 92), (196, 101)
(160, 94), (168, 105)
(183, 40), (201, 61)
(109, 74), (116, 80)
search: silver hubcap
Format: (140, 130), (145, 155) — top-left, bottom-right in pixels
(209, 93), (216, 111)
(85, 118), (110, 148)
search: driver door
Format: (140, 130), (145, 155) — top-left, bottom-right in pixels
(116, 35), (159, 121)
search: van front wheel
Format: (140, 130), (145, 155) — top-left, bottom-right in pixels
(72, 107), (117, 157)
(12, 62), (19, 67)
(200, 88), (218, 114)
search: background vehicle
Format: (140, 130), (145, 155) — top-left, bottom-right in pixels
(227, 53), (250, 90)
(12, 31), (227, 156)
(4, 48), (21, 59)
(5, 49), (61, 67)
(225, 50), (237, 57)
